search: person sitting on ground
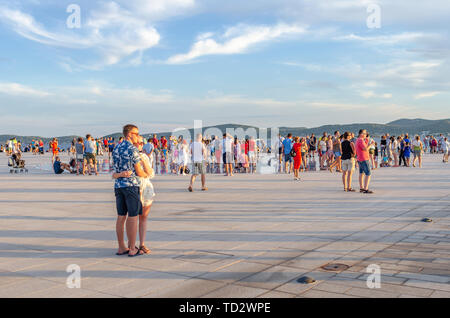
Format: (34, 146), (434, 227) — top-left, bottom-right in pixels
(53, 156), (74, 174)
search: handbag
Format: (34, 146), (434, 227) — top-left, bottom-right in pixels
(290, 149), (297, 158)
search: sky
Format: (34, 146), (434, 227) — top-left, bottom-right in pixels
(0, 0), (449, 137)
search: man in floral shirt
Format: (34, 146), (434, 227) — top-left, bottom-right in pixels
(112, 124), (147, 257)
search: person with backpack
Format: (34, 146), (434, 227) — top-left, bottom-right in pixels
(282, 133), (293, 174)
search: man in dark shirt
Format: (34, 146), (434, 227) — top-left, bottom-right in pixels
(53, 156), (73, 174)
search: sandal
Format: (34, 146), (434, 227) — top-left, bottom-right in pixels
(188, 186), (193, 192)
(128, 246), (142, 257)
(201, 187), (208, 191)
(363, 189), (374, 194)
(115, 249), (129, 256)
(347, 188), (356, 192)
(139, 245), (151, 254)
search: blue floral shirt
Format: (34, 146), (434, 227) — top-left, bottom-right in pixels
(112, 140), (141, 188)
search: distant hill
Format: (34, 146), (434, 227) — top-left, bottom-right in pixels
(1, 118), (449, 146)
(387, 118), (450, 132)
(142, 119), (450, 140)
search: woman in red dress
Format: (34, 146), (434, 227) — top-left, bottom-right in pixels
(292, 136), (302, 181)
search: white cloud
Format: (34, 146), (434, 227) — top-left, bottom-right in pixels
(0, 2), (163, 67)
(360, 91), (392, 99)
(120, 0), (196, 21)
(334, 32), (437, 45)
(167, 23), (307, 64)
(0, 82), (50, 97)
(414, 91), (441, 99)
(360, 91), (375, 98)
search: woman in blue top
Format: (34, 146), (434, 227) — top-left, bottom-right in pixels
(403, 134), (411, 167)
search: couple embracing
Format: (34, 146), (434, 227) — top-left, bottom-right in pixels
(112, 124), (155, 257)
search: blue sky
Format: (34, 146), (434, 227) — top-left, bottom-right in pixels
(0, 0), (449, 136)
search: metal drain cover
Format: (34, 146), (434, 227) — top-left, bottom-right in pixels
(297, 276), (316, 284)
(321, 263), (350, 272)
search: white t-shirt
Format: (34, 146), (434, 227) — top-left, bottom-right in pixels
(223, 137), (234, 153)
(443, 141), (450, 151)
(190, 141), (205, 163)
(412, 140), (422, 149)
(319, 140), (327, 152)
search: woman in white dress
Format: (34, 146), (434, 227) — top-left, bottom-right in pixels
(391, 136), (399, 167)
(177, 139), (189, 175)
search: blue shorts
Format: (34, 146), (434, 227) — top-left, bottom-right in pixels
(358, 160), (371, 176)
(284, 153), (292, 162)
(334, 151), (342, 157)
(114, 186), (142, 217)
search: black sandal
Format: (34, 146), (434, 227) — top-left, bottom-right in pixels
(363, 189), (374, 194)
(128, 246), (142, 257)
(115, 249), (129, 256)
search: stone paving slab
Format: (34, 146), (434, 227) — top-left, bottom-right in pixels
(0, 153), (449, 297)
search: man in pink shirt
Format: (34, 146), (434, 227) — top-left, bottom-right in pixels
(356, 129), (375, 194)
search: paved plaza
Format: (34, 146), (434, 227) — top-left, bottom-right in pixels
(0, 153), (449, 298)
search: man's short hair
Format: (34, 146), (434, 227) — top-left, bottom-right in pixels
(86, 134), (91, 139)
(358, 129), (365, 136)
(123, 124), (138, 137)
(287, 133), (292, 138)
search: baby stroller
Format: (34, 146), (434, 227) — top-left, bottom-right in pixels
(8, 153), (28, 173)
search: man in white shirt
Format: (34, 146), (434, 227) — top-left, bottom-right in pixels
(188, 133), (207, 192)
(222, 133), (234, 176)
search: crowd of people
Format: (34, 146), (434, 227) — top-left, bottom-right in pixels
(2, 131), (449, 176)
(2, 125), (449, 256)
